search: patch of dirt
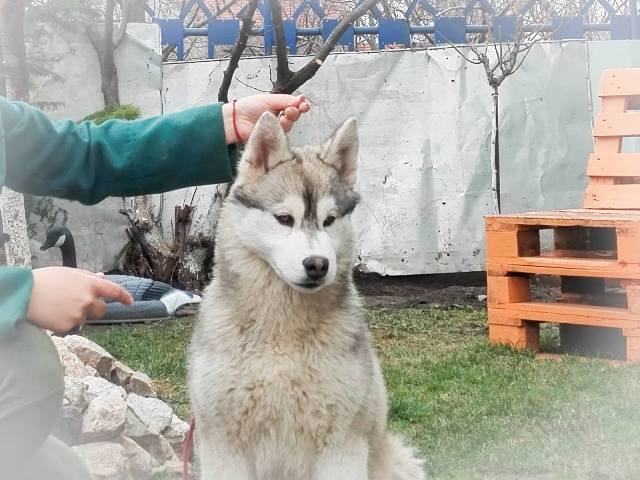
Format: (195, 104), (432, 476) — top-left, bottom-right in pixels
(354, 272), (488, 309)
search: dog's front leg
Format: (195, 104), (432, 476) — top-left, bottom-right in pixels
(197, 437), (252, 480)
(199, 454), (252, 480)
(314, 438), (369, 480)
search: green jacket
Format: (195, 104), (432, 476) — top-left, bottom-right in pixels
(0, 97), (237, 336)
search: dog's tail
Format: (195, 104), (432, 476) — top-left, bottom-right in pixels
(382, 433), (426, 480)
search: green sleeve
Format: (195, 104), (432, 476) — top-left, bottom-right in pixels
(0, 268), (33, 336)
(0, 97), (237, 335)
(0, 97), (237, 204)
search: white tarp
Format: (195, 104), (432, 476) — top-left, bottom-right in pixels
(163, 50), (497, 275)
(162, 42), (609, 275)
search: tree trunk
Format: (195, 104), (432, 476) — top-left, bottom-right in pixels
(101, 0), (119, 106)
(86, 0), (123, 107)
(0, 0), (29, 100)
(175, 185), (228, 291)
(120, 186), (228, 292)
(0, 189), (31, 267)
(0, 0), (31, 267)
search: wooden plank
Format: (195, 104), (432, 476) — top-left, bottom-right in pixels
(486, 231), (519, 258)
(485, 230), (540, 258)
(594, 112), (640, 137)
(586, 153), (640, 177)
(584, 184), (640, 209)
(598, 69), (640, 97)
(487, 256), (640, 278)
(486, 209), (640, 229)
(487, 275), (530, 305)
(487, 308), (527, 326)
(489, 302), (640, 329)
(626, 336), (640, 362)
(489, 323), (540, 350)
(626, 285), (640, 315)
(587, 95), (629, 197)
(600, 96), (629, 114)
(617, 226), (640, 264)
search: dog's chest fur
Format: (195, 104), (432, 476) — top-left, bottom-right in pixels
(192, 296), (372, 453)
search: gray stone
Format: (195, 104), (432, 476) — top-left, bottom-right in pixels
(72, 442), (132, 480)
(119, 436), (158, 480)
(83, 376), (126, 403)
(81, 391), (127, 443)
(125, 394), (172, 437)
(151, 466), (167, 480)
(50, 335), (65, 349)
(162, 415), (190, 455)
(111, 361), (135, 387)
(128, 371), (157, 398)
(134, 434), (178, 465)
(57, 342), (97, 378)
(162, 458), (184, 480)
(65, 335), (115, 378)
(63, 377), (89, 411)
(52, 405), (83, 446)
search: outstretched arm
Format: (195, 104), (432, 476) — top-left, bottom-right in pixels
(0, 94), (309, 205)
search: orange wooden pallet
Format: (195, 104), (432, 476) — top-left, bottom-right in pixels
(486, 68), (640, 361)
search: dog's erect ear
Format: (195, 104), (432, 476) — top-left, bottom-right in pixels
(322, 117), (358, 187)
(238, 112), (289, 182)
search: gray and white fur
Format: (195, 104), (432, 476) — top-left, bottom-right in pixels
(189, 112), (425, 480)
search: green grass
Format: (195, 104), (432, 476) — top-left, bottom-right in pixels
(87, 308), (640, 479)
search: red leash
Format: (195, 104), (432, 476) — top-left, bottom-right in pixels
(183, 417), (196, 480)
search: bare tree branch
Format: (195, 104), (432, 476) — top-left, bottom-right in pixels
(269, 0), (293, 90)
(279, 0), (378, 94)
(510, 41), (537, 75)
(218, 0), (259, 103)
(114, 0), (130, 48)
(447, 41), (484, 65)
(233, 76), (270, 92)
(381, 0), (393, 18)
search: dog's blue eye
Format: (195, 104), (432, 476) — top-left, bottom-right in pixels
(323, 216), (336, 228)
(275, 214), (294, 227)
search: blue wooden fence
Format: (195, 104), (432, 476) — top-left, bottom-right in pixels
(145, 0), (640, 60)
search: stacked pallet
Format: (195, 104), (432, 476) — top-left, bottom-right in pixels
(486, 69), (640, 361)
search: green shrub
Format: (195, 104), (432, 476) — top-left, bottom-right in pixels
(81, 104), (141, 124)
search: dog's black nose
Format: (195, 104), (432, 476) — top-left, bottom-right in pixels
(303, 256), (329, 280)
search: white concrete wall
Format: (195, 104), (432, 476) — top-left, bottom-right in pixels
(25, 28), (640, 275)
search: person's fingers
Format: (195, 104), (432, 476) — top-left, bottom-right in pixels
(298, 101), (310, 113)
(262, 94), (301, 112)
(290, 95), (306, 107)
(279, 116), (294, 132)
(283, 107), (300, 122)
(88, 299), (107, 319)
(91, 278), (134, 305)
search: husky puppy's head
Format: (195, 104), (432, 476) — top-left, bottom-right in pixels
(226, 112), (359, 293)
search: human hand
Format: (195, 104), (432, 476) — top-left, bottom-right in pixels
(27, 267), (133, 333)
(222, 94), (311, 144)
